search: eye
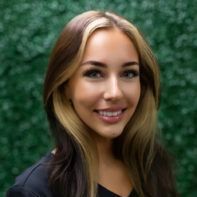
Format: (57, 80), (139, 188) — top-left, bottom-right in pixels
(121, 70), (139, 79)
(83, 69), (103, 78)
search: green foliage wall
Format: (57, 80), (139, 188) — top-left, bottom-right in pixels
(1, 0), (196, 196)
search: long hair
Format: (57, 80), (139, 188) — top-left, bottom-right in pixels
(43, 10), (177, 197)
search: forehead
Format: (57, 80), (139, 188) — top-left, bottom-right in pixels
(86, 28), (134, 48)
(82, 28), (139, 63)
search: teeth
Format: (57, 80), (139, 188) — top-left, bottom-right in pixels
(98, 110), (122, 117)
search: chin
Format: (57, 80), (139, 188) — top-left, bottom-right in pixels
(100, 130), (124, 139)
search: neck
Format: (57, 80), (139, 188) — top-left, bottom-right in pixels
(95, 137), (116, 165)
(95, 137), (133, 196)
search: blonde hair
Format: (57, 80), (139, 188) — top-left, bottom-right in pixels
(44, 10), (161, 197)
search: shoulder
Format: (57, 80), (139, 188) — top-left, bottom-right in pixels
(6, 153), (53, 197)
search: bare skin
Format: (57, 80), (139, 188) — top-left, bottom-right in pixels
(52, 140), (132, 196)
(97, 138), (132, 197)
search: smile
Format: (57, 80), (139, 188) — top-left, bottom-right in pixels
(94, 108), (126, 123)
(98, 110), (122, 117)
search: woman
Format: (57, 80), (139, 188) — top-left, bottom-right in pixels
(7, 10), (178, 197)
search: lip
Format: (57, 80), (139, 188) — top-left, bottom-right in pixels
(95, 106), (127, 111)
(94, 107), (126, 124)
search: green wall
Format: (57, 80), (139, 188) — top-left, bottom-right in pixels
(1, 0), (196, 196)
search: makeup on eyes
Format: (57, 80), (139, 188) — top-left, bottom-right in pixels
(82, 65), (140, 80)
(83, 68), (103, 78)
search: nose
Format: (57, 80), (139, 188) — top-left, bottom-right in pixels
(103, 76), (123, 101)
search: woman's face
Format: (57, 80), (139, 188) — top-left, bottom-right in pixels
(67, 28), (141, 140)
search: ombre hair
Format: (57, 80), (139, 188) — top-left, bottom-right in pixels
(43, 10), (177, 197)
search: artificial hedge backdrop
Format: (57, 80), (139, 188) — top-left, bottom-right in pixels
(0, 0), (196, 196)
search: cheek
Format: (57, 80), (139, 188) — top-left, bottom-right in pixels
(71, 83), (100, 108)
(124, 82), (141, 103)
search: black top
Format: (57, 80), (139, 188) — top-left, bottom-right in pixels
(6, 153), (138, 197)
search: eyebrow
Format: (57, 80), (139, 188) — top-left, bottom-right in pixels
(81, 60), (139, 68)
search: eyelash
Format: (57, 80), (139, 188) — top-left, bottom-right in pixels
(83, 69), (139, 79)
(121, 70), (139, 79)
(83, 69), (102, 78)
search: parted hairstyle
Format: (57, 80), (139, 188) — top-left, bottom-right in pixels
(43, 10), (177, 197)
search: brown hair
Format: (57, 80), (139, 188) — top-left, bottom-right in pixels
(43, 10), (177, 197)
